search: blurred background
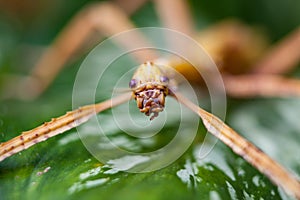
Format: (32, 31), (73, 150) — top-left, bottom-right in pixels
(0, 0), (299, 199)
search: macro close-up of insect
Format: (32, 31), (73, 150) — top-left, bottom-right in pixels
(0, 0), (300, 199)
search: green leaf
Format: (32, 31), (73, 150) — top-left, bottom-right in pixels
(0, 0), (300, 200)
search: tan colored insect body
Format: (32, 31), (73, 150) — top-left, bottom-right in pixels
(1, 60), (300, 198)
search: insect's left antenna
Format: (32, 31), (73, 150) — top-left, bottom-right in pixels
(0, 92), (132, 162)
(172, 91), (300, 199)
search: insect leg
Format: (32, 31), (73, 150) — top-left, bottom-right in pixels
(252, 27), (300, 74)
(153, 0), (196, 37)
(222, 74), (300, 98)
(4, 1), (154, 100)
(113, 0), (150, 14)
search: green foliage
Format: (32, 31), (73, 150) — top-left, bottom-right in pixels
(0, 0), (299, 199)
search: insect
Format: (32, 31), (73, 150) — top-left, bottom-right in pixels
(1, 0), (300, 199)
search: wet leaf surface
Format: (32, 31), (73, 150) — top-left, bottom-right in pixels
(0, 0), (300, 200)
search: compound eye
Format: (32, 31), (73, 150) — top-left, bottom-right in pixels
(160, 76), (169, 83)
(129, 79), (138, 88)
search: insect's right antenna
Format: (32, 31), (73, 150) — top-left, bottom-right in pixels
(0, 92), (132, 162)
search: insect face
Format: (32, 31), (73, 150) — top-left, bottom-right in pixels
(130, 62), (169, 120)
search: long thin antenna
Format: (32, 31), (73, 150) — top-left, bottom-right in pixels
(0, 92), (132, 162)
(173, 91), (300, 199)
